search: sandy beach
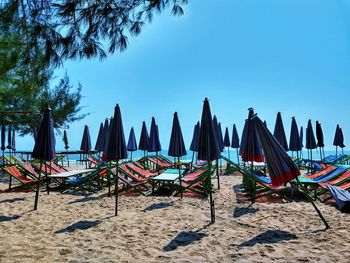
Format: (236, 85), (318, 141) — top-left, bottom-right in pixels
(1, 170), (350, 263)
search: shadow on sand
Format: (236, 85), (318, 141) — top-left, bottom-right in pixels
(55, 220), (101, 234)
(238, 230), (297, 247)
(233, 206), (259, 218)
(0, 197), (25, 204)
(142, 202), (174, 212)
(0, 215), (21, 222)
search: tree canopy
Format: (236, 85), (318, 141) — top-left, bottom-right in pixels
(0, 0), (188, 67)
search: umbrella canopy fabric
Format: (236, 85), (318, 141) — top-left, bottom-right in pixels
(138, 121), (149, 151)
(339, 128), (345, 148)
(239, 109), (264, 163)
(101, 119), (109, 152)
(148, 117), (162, 152)
(198, 98), (220, 161)
(289, 117), (302, 151)
(254, 116), (300, 186)
(80, 125), (92, 151)
(223, 127), (230, 147)
(300, 126), (304, 147)
(273, 112), (289, 151)
(32, 107), (56, 161)
(231, 124), (240, 148)
(305, 120), (317, 150)
(63, 130), (69, 150)
(6, 126), (11, 150)
(11, 129), (16, 151)
(1, 125), (5, 151)
(94, 123), (104, 151)
(333, 125), (341, 147)
(217, 123), (224, 152)
(104, 104), (127, 161)
(189, 122), (200, 152)
(168, 112), (187, 157)
(316, 121), (324, 148)
(127, 127), (138, 152)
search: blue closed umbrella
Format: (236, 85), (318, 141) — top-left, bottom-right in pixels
(11, 129), (15, 152)
(217, 122), (224, 153)
(149, 117), (162, 173)
(63, 129), (70, 166)
(198, 98), (220, 224)
(80, 125), (91, 168)
(94, 122), (104, 151)
(212, 116), (221, 183)
(316, 121), (325, 161)
(333, 125), (343, 157)
(189, 121), (200, 168)
(101, 119), (109, 155)
(289, 117), (302, 165)
(168, 112), (187, 198)
(127, 127), (138, 160)
(1, 125), (5, 156)
(104, 104), (127, 216)
(305, 120), (317, 163)
(339, 128), (345, 154)
(231, 123), (240, 164)
(223, 127), (231, 160)
(32, 107), (56, 210)
(139, 121), (149, 157)
(239, 108), (264, 163)
(273, 112), (288, 151)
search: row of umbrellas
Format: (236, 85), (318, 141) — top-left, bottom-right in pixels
(31, 100), (332, 227)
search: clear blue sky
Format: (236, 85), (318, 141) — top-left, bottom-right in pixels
(18, 0), (350, 151)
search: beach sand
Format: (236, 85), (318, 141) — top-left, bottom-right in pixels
(1, 170), (350, 262)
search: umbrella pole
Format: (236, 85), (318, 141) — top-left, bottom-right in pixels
(108, 161), (112, 197)
(296, 151), (300, 169)
(216, 159), (220, 189)
(34, 162), (42, 210)
(178, 156), (182, 198)
(319, 147), (322, 162)
(130, 151), (133, 162)
(156, 151), (159, 175)
(208, 161), (215, 224)
(296, 177), (329, 229)
(66, 149), (69, 167)
(336, 146), (338, 158)
(191, 151), (195, 171)
(228, 147), (230, 160)
(115, 161), (119, 216)
(236, 148), (240, 165)
(46, 162), (50, 195)
(322, 148), (325, 162)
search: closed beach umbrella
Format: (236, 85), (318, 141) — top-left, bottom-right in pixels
(217, 123), (224, 153)
(333, 125), (341, 157)
(127, 127), (138, 160)
(254, 115), (329, 229)
(300, 126), (304, 148)
(80, 125), (92, 151)
(198, 98), (220, 224)
(273, 112), (289, 151)
(289, 117), (302, 164)
(94, 123), (104, 151)
(105, 104), (127, 216)
(149, 117), (162, 173)
(223, 127), (231, 160)
(231, 124), (240, 164)
(339, 128), (345, 154)
(101, 119), (109, 154)
(63, 129), (70, 166)
(80, 125), (91, 168)
(316, 121), (325, 161)
(32, 107), (56, 210)
(240, 108), (264, 163)
(306, 120), (317, 162)
(212, 116), (221, 181)
(11, 129), (15, 152)
(6, 126), (12, 151)
(1, 125), (5, 156)
(168, 112), (187, 198)
(189, 122), (200, 167)
(139, 121), (149, 157)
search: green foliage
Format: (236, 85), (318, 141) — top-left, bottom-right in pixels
(0, 0), (188, 67)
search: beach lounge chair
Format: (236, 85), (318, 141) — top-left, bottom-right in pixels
(173, 165), (217, 196)
(114, 164), (150, 195)
(2, 165), (37, 191)
(327, 184), (350, 212)
(125, 162), (158, 178)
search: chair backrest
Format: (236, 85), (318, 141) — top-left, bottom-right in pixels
(21, 162), (39, 177)
(4, 166), (31, 182)
(127, 163), (155, 176)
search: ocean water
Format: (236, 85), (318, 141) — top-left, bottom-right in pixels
(8, 148), (349, 166)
